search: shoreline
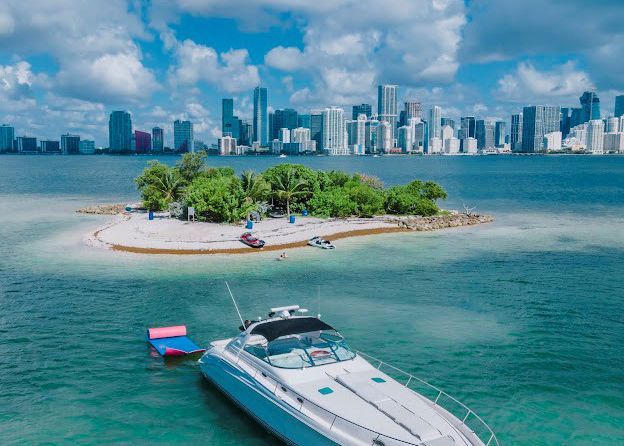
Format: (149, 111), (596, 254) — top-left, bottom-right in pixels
(86, 211), (493, 256)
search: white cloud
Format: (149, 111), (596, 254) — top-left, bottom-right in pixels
(496, 62), (594, 103)
(170, 39), (260, 93)
(264, 46), (306, 71)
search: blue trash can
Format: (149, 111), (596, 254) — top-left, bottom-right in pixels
(302, 209), (309, 216)
(148, 211), (154, 220)
(289, 215), (296, 224)
(246, 220), (253, 229)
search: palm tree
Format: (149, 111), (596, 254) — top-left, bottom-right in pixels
(155, 170), (184, 205)
(241, 170), (270, 203)
(272, 168), (308, 217)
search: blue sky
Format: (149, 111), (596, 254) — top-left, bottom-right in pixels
(0, 0), (623, 146)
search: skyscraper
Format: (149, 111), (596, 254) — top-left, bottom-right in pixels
(522, 106), (560, 152)
(152, 127), (164, 152)
(221, 98), (240, 140)
(174, 119), (194, 153)
(560, 108), (571, 138)
(377, 85), (398, 140)
(511, 113), (523, 152)
(494, 121), (506, 147)
(428, 106), (442, 141)
(352, 104), (372, 120)
(570, 108), (583, 128)
(579, 91), (600, 123)
(347, 114), (367, 154)
(108, 111), (132, 152)
(61, 134), (80, 154)
(0, 124), (15, 152)
(310, 110), (323, 152)
(459, 116), (476, 139)
(271, 109), (298, 141)
(404, 102), (422, 122)
(297, 114), (311, 129)
(615, 95), (624, 118)
(476, 120), (495, 150)
(134, 130), (151, 154)
(586, 120), (604, 154)
(253, 86), (268, 145)
(322, 107), (347, 155)
(440, 118), (455, 131)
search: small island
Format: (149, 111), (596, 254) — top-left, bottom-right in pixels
(83, 152), (493, 254)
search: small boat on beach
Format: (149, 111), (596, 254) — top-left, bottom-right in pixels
(308, 236), (335, 249)
(240, 232), (265, 248)
(199, 304), (499, 446)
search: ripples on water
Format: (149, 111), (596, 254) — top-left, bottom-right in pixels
(1, 155), (623, 445)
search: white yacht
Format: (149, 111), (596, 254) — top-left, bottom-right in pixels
(199, 305), (498, 446)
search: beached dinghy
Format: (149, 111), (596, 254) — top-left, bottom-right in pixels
(240, 232), (265, 248)
(308, 236), (335, 249)
(199, 304), (499, 446)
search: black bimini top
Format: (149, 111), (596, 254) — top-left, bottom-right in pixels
(250, 317), (335, 342)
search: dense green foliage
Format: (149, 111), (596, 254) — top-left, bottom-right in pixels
(135, 160), (447, 222)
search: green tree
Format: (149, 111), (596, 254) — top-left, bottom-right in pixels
(308, 187), (357, 218)
(271, 167), (309, 216)
(184, 175), (252, 223)
(135, 161), (183, 211)
(241, 170), (270, 204)
(384, 185), (440, 216)
(347, 183), (385, 217)
(176, 150), (207, 184)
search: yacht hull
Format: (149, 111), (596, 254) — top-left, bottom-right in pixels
(200, 354), (338, 446)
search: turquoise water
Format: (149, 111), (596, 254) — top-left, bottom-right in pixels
(1, 155), (623, 445)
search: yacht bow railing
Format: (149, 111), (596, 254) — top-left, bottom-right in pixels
(356, 351), (499, 446)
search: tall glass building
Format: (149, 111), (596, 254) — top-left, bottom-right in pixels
(310, 110), (323, 152)
(61, 134), (81, 154)
(579, 91), (600, 123)
(428, 106), (442, 140)
(510, 113), (523, 152)
(0, 124), (15, 152)
(352, 103), (372, 120)
(108, 111), (132, 152)
(615, 95), (624, 118)
(253, 87), (268, 145)
(270, 108), (298, 140)
(174, 120), (194, 153)
(522, 105), (560, 152)
(494, 121), (506, 147)
(322, 107), (347, 155)
(152, 127), (164, 152)
(377, 85), (398, 141)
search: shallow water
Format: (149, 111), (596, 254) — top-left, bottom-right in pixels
(1, 155), (623, 445)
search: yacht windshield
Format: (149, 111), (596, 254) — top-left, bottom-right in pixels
(243, 330), (356, 368)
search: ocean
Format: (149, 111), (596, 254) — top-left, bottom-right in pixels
(1, 154), (623, 445)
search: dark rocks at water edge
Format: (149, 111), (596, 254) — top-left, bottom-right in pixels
(76, 204), (126, 215)
(387, 213), (494, 231)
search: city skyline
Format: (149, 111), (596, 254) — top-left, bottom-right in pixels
(0, 1), (623, 147)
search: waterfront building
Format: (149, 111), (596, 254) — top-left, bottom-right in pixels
(521, 105), (560, 152)
(310, 110), (323, 151)
(108, 111), (132, 152)
(459, 116), (476, 139)
(543, 131), (562, 152)
(463, 137), (478, 154)
(16, 136), (38, 153)
(322, 107), (348, 155)
(221, 98), (240, 140)
(560, 108), (571, 138)
(174, 120), (194, 153)
(297, 114), (311, 129)
(271, 139), (282, 155)
(587, 119), (604, 154)
(152, 127), (164, 152)
(580, 91), (600, 123)
(476, 120), (495, 150)
(440, 118), (455, 131)
(603, 132), (624, 152)
(134, 130), (151, 154)
(615, 95), (624, 118)
(511, 113), (523, 152)
(365, 119), (380, 154)
(218, 135), (237, 155)
(428, 106), (442, 140)
(620, 116), (624, 133)
(291, 127), (316, 154)
(279, 128), (291, 143)
(347, 114), (367, 154)
(239, 121), (253, 146)
(0, 124), (15, 152)
(253, 86), (268, 145)
(605, 117), (619, 133)
(564, 123), (588, 150)
(429, 137), (442, 154)
(413, 121), (427, 153)
(494, 121), (506, 147)
(441, 125), (453, 143)
(444, 137), (460, 154)
(376, 120), (393, 153)
(397, 125), (413, 153)
(60, 134), (80, 154)
(404, 102), (422, 123)
(79, 140), (95, 154)
(570, 108), (583, 128)
(377, 85), (398, 141)
(352, 103), (372, 120)
(41, 140), (60, 153)
(271, 108), (298, 141)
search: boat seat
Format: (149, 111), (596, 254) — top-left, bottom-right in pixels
(422, 435), (456, 445)
(336, 373), (442, 442)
